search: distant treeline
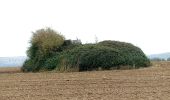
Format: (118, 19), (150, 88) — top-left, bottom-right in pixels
(150, 57), (170, 61)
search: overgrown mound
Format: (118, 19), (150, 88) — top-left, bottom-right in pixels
(22, 28), (150, 72)
(98, 41), (150, 67)
(54, 41), (150, 72)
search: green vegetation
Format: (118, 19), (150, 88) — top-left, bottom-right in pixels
(22, 28), (65, 72)
(22, 28), (150, 72)
(98, 41), (150, 67)
(53, 41), (150, 72)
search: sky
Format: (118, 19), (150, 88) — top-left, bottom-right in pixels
(0, 0), (170, 57)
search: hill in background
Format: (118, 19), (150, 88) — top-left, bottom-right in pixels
(0, 56), (27, 67)
(148, 52), (170, 60)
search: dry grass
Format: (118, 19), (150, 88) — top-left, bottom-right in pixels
(0, 67), (21, 73)
(0, 62), (170, 100)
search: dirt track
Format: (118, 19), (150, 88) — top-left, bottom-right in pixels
(0, 62), (170, 100)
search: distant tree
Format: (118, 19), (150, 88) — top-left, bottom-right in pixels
(27, 27), (65, 58)
(22, 27), (65, 72)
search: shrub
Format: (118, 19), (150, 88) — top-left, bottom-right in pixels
(21, 59), (35, 72)
(22, 28), (65, 72)
(29, 27), (65, 56)
(97, 40), (151, 67)
(60, 40), (82, 51)
(55, 41), (150, 71)
(43, 53), (61, 71)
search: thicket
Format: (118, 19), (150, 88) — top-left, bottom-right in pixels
(97, 41), (150, 67)
(22, 28), (150, 72)
(53, 41), (150, 72)
(22, 28), (65, 72)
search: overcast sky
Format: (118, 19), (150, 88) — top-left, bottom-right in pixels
(0, 0), (170, 57)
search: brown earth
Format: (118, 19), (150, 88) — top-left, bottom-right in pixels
(0, 62), (170, 100)
(0, 67), (21, 74)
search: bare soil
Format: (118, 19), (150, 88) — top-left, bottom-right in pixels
(0, 67), (21, 74)
(0, 62), (170, 100)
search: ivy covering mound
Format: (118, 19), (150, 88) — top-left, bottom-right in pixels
(55, 42), (150, 72)
(22, 28), (150, 72)
(98, 41), (151, 67)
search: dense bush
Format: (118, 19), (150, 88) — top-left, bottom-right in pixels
(21, 59), (35, 72)
(22, 28), (65, 72)
(22, 28), (150, 72)
(97, 40), (151, 67)
(54, 41), (150, 71)
(60, 40), (82, 51)
(43, 53), (61, 71)
(28, 28), (65, 57)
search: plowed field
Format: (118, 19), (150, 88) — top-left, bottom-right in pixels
(0, 62), (170, 100)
